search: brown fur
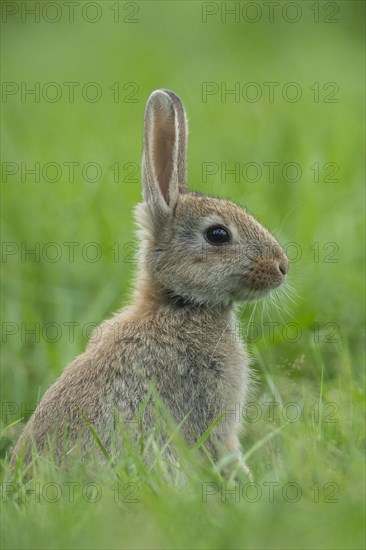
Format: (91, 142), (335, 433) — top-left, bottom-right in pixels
(11, 90), (289, 473)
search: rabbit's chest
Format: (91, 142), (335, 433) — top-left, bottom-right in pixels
(161, 334), (250, 412)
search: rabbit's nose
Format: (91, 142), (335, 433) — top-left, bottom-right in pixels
(278, 259), (289, 276)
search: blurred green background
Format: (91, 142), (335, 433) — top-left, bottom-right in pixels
(1, 1), (365, 549)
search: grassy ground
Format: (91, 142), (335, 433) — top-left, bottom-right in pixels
(1, 1), (365, 549)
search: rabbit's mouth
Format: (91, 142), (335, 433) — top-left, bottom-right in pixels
(235, 286), (276, 302)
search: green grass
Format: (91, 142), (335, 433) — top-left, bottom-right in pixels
(1, 1), (365, 549)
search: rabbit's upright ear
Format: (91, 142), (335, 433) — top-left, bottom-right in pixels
(161, 89), (188, 193)
(142, 90), (188, 216)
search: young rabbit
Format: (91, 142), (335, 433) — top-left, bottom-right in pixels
(11, 90), (289, 475)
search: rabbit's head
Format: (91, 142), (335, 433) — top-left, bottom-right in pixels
(136, 89), (289, 307)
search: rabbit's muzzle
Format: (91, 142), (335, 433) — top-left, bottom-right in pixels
(246, 254), (289, 292)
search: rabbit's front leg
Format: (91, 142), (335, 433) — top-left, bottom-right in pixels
(238, 454), (254, 482)
(227, 436), (254, 482)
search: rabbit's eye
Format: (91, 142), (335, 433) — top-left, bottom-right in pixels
(205, 225), (231, 245)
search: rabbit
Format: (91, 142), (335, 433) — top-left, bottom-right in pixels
(11, 89), (289, 477)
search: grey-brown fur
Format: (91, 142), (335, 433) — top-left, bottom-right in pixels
(11, 90), (289, 474)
